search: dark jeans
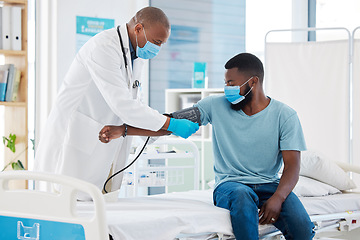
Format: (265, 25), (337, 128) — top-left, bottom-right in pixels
(213, 181), (315, 240)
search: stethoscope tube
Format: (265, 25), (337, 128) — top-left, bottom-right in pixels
(117, 25), (128, 69)
(103, 136), (150, 194)
(117, 25), (140, 89)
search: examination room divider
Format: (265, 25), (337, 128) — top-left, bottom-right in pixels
(264, 28), (352, 170)
(352, 27), (360, 186)
(264, 27), (360, 189)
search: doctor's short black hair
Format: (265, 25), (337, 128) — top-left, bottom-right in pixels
(225, 53), (264, 84)
(135, 7), (170, 30)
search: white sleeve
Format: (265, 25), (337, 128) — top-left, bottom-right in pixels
(84, 41), (166, 131)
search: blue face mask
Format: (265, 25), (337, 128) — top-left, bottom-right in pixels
(136, 27), (161, 59)
(224, 76), (254, 104)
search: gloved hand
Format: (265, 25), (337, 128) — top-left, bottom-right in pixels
(167, 118), (199, 139)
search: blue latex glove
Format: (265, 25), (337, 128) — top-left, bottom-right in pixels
(167, 118), (200, 139)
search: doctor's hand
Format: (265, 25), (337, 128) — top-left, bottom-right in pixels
(167, 118), (199, 139)
(99, 125), (124, 143)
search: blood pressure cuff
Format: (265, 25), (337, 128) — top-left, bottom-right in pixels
(169, 107), (201, 126)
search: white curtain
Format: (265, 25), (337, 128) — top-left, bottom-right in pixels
(265, 40), (350, 163)
(352, 37), (360, 184)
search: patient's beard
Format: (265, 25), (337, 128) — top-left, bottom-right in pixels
(230, 84), (253, 111)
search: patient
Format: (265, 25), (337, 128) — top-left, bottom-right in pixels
(99, 53), (315, 240)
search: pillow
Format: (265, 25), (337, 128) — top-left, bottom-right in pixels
(293, 176), (341, 197)
(300, 150), (356, 190)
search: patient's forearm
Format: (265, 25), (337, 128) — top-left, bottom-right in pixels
(272, 150), (300, 202)
(275, 167), (299, 202)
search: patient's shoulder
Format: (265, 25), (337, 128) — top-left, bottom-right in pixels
(207, 94), (225, 101)
(270, 98), (297, 117)
(197, 94), (226, 106)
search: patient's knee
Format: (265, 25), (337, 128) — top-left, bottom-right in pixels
(214, 182), (258, 209)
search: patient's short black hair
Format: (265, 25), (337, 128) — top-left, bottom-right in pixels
(225, 53), (264, 84)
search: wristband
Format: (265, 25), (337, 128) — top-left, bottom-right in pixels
(123, 124), (127, 137)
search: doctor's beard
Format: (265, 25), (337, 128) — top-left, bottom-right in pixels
(230, 84), (253, 111)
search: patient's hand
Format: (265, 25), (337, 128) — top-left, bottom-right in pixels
(258, 195), (282, 225)
(99, 125), (124, 143)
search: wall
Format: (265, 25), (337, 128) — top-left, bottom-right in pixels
(149, 0), (246, 113)
(56, 0), (148, 89)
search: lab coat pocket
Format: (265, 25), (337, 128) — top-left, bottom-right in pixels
(65, 111), (103, 155)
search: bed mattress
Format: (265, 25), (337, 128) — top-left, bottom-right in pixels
(78, 190), (360, 240)
(301, 192), (360, 215)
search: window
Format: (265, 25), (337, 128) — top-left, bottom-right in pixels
(315, 0), (360, 40)
(246, 0), (292, 57)
(316, 0), (360, 31)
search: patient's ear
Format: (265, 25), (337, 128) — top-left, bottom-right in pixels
(251, 76), (259, 87)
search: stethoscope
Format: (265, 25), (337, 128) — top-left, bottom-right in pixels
(117, 25), (140, 89)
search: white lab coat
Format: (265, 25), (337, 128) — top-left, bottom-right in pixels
(34, 25), (167, 192)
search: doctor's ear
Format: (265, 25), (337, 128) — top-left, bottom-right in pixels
(134, 23), (144, 34)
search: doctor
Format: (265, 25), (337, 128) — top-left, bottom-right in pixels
(34, 7), (199, 193)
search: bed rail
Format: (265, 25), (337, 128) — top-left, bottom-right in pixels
(0, 171), (108, 240)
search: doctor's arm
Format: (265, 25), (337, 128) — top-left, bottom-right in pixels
(99, 124), (170, 143)
(258, 150), (300, 225)
(99, 116), (199, 143)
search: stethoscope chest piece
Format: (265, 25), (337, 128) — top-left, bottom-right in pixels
(133, 80), (140, 88)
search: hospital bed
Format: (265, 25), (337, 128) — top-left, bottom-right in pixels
(1, 170), (360, 240)
(1, 150), (360, 239)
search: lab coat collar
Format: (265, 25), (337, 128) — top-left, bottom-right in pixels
(128, 36), (138, 64)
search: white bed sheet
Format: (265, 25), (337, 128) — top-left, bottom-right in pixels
(78, 190), (360, 240)
(301, 192), (360, 215)
(79, 190), (232, 240)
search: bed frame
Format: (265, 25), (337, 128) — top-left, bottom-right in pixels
(0, 171), (108, 240)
